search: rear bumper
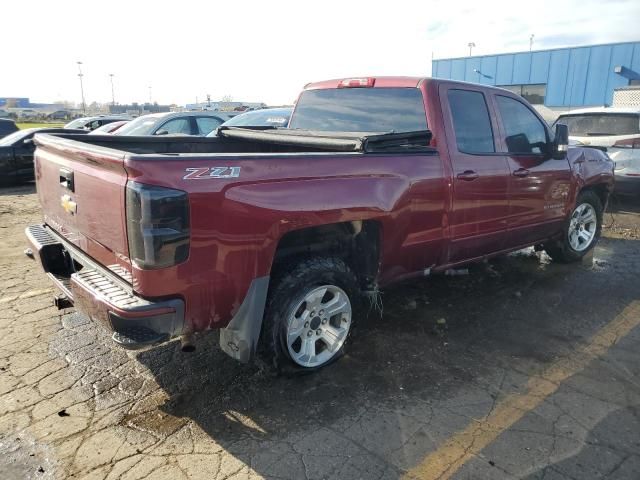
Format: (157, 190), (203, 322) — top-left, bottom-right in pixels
(25, 224), (185, 349)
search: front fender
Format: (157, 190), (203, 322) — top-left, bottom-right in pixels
(567, 147), (615, 204)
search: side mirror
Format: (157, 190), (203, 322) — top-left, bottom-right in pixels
(23, 138), (34, 146)
(552, 123), (569, 159)
(155, 129), (169, 136)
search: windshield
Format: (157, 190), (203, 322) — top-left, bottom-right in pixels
(221, 109), (292, 128)
(0, 129), (33, 146)
(64, 118), (88, 129)
(289, 87), (427, 133)
(556, 113), (640, 136)
(115, 116), (161, 136)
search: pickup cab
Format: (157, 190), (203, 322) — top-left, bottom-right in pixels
(26, 77), (614, 372)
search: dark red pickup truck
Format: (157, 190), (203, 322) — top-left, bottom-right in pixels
(26, 77), (614, 371)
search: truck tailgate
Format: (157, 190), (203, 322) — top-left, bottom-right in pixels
(33, 134), (132, 280)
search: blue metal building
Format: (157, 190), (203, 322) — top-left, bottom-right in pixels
(431, 41), (640, 109)
(0, 98), (31, 108)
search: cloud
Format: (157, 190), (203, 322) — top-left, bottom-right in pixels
(2, 0), (639, 106)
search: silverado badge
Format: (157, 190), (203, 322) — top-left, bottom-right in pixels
(61, 194), (77, 215)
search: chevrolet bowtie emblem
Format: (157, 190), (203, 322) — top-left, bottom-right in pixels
(61, 194), (77, 215)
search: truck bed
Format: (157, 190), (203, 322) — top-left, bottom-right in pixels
(39, 128), (434, 156)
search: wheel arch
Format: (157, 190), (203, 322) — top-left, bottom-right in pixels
(271, 219), (383, 290)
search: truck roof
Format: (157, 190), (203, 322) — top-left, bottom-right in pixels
(302, 76), (529, 97)
(304, 76), (425, 90)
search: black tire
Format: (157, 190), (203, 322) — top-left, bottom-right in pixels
(259, 257), (361, 374)
(544, 190), (603, 263)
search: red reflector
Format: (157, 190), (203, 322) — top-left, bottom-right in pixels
(613, 137), (640, 149)
(626, 173), (640, 177)
(338, 78), (375, 88)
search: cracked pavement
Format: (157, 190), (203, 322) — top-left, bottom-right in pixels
(1, 184), (639, 480)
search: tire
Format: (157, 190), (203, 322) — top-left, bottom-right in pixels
(260, 257), (361, 373)
(544, 190), (603, 263)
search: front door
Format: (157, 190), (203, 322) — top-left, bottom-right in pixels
(440, 86), (511, 263)
(492, 94), (572, 247)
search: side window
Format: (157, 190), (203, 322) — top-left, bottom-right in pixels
(157, 118), (192, 135)
(496, 95), (547, 154)
(448, 89), (495, 153)
(196, 116), (223, 135)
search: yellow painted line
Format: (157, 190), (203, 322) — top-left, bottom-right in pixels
(404, 300), (640, 480)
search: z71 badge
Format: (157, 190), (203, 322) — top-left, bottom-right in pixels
(183, 167), (241, 180)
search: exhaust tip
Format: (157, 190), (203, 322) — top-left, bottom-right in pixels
(180, 333), (196, 353)
(54, 295), (73, 310)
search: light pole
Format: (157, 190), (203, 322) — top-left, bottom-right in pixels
(529, 34), (535, 52)
(468, 42), (476, 57)
(148, 85), (152, 104)
(77, 61), (86, 114)
(109, 74), (115, 106)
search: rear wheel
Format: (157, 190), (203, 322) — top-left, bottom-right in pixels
(544, 190), (603, 263)
(260, 257), (360, 372)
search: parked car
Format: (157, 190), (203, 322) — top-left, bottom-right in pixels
(0, 128), (87, 186)
(88, 120), (129, 135)
(0, 119), (19, 139)
(0, 110), (11, 119)
(26, 76), (613, 373)
(64, 115), (132, 131)
(19, 109), (40, 120)
(553, 108), (640, 196)
(216, 107), (293, 130)
(48, 110), (73, 121)
(115, 111), (235, 136)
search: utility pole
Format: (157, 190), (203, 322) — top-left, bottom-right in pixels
(529, 34), (535, 52)
(77, 61), (86, 114)
(148, 85), (152, 104)
(468, 42), (476, 57)
(109, 74), (115, 106)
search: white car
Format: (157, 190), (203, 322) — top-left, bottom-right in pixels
(554, 107), (640, 196)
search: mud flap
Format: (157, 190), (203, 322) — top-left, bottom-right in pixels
(219, 276), (270, 363)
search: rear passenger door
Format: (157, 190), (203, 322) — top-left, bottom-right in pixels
(492, 95), (571, 247)
(440, 86), (511, 263)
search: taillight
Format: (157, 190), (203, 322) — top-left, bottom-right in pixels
(126, 181), (190, 269)
(613, 137), (640, 149)
(338, 77), (375, 88)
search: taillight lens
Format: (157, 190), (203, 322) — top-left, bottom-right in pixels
(126, 181), (190, 269)
(613, 137), (640, 149)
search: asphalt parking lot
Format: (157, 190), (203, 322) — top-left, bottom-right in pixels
(1, 184), (639, 480)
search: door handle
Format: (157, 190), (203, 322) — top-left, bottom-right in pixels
(456, 170), (479, 181)
(512, 168), (530, 178)
(59, 168), (74, 192)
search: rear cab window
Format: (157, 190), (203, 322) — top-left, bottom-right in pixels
(289, 87), (427, 133)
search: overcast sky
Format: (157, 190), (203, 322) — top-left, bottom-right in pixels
(3, 0), (639, 106)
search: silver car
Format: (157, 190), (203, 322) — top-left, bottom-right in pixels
(554, 108), (640, 196)
(115, 111), (237, 137)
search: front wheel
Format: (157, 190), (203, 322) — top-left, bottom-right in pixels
(260, 257), (360, 372)
(544, 190), (603, 263)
